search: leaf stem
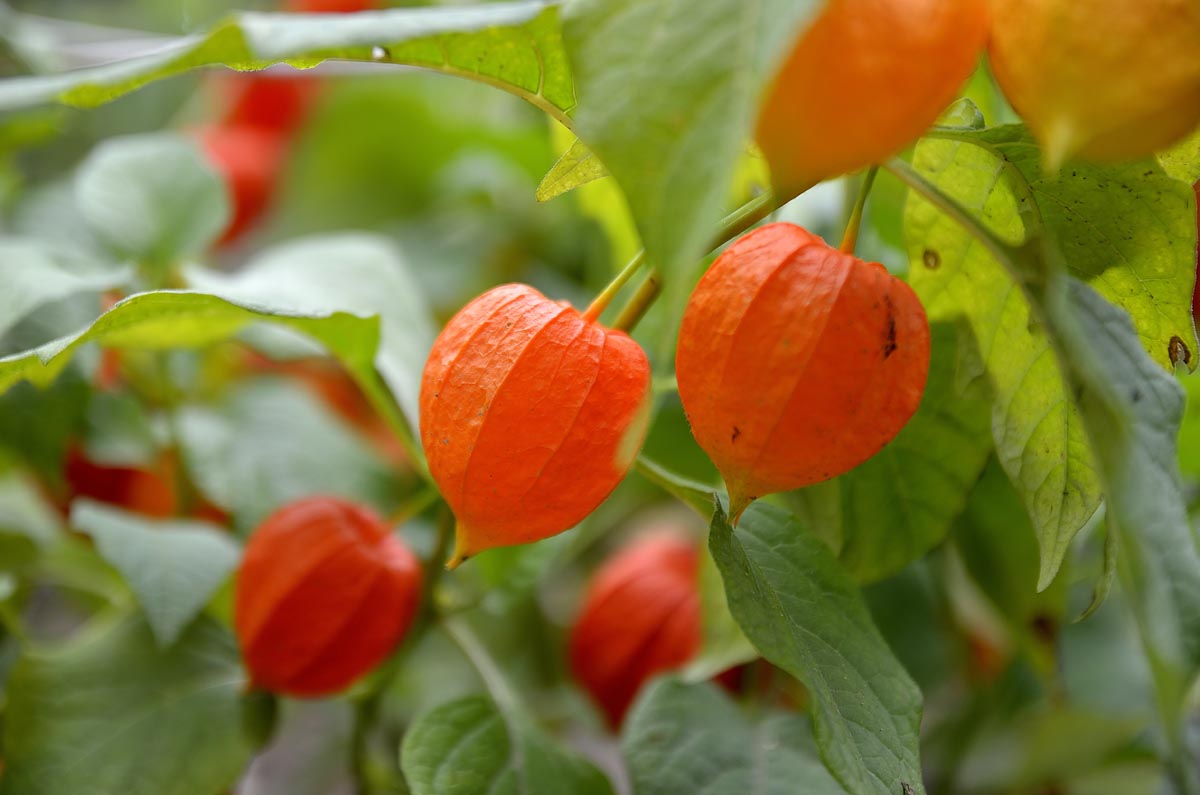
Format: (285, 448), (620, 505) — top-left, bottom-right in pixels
(386, 485), (441, 529)
(583, 251), (646, 323)
(442, 613), (521, 716)
(712, 190), (776, 248)
(586, 190), (777, 325)
(881, 158), (1020, 267)
(358, 374), (429, 481)
(839, 167), (878, 255)
(348, 506), (453, 792)
(613, 270), (662, 333)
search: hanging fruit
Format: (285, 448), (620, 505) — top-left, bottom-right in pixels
(676, 222), (930, 520)
(988, 0), (1200, 167)
(569, 533), (703, 726)
(235, 496), (422, 697)
(756, 0), (989, 196)
(419, 284), (651, 566)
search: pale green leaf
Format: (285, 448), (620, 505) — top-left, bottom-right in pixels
(709, 500), (925, 795)
(906, 124), (1198, 588)
(0, 472), (62, 571)
(400, 695), (612, 795)
(893, 149), (1200, 792)
(0, 290), (380, 399)
(0, 614), (252, 795)
(0, 473), (60, 548)
(562, 0), (825, 311)
(0, 3), (573, 120)
(74, 133), (229, 267)
(1048, 275), (1200, 731)
(174, 379), (401, 532)
(536, 136), (607, 201)
(0, 239), (132, 342)
(546, 122), (639, 272)
(70, 500), (241, 646)
(623, 678), (847, 795)
(185, 232), (434, 434)
(953, 456), (1064, 630)
(1158, 127), (1200, 184)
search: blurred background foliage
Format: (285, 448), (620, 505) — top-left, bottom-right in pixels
(0, 1), (1196, 794)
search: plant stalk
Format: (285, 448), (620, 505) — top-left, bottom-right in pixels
(613, 270), (662, 333)
(839, 166), (878, 254)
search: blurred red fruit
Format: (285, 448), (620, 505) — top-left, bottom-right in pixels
(195, 124), (287, 246)
(218, 73), (320, 136)
(235, 496), (422, 697)
(569, 533), (704, 727)
(64, 447), (177, 519)
(62, 447), (230, 525)
(285, 0), (379, 11)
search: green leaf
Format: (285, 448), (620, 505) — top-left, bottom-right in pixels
(400, 695), (613, 795)
(622, 677), (847, 795)
(74, 133), (229, 267)
(1048, 275), (1200, 740)
(0, 3), (573, 121)
(0, 290), (379, 399)
(0, 370), (90, 483)
(796, 323), (992, 583)
(185, 232), (435, 435)
(1179, 372), (1200, 481)
(906, 124), (1199, 588)
(687, 548), (757, 682)
(892, 152), (1200, 793)
(1158, 127), (1200, 184)
(70, 500), (240, 646)
(708, 500), (925, 795)
(545, 123), (640, 273)
(562, 0), (825, 309)
(0, 472), (62, 571)
(0, 239), (132, 342)
(953, 457), (1065, 630)
(0, 614), (252, 795)
(536, 137), (607, 202)
(174, 379), (401, 532)
(0, 473), (60, 548)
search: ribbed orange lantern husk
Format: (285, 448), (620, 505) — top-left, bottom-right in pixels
(756, 0), (989, 197)
(420, 284), (652, 566)
(568, 534), (701, 727)
(676, 223), (930, 519)
(235, 496), (422, 697)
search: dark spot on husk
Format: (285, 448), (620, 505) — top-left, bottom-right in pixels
(1169, 335), (1191, 368)
(882, 295), (898, 359)
(922, 249), (940, 270)
(731, 426), (741, 443)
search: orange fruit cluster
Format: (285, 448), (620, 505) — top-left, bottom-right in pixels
(757, 0), (1200, 188)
